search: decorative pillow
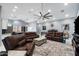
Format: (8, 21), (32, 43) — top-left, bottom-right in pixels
(18, 39), (26, 46)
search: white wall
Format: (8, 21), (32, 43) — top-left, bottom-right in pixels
(61, 19), (75, 37)
(0, 6), (2, 45)
(77, 10), (79, 16)
(27, 22), (37, 32)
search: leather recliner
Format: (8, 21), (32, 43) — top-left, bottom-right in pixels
(45, 30), (63, 42)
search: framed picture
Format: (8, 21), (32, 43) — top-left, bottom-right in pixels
(63, 24), (69, 30)
(42, 26), (46, 30)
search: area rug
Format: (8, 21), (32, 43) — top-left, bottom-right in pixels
(33, 40), (74, 56)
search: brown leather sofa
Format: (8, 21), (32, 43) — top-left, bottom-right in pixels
(12, 32), (39, 39)
(24, 32), (39, 39)
(45, 30), (63, 43)
(11, 32), (39, 43)
(2, 33), (36, 56)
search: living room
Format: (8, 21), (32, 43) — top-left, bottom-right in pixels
(0, 3), (79, 56)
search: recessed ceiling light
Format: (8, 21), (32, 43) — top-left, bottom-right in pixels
(14, 6), (18, 9)
(64, 3), (68, 6)
(65, 14), (69, 17)
(48, 9), (51, 12)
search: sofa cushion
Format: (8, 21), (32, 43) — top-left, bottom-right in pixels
(54, 32), (63, 37)
(15, 42), (33, 50)
(24, 32), (39, 39)
(15, 45), (27, 50)
(26, 39), (33, 42)
(3, 37), (19, 50)
(18, 39), (26, 46)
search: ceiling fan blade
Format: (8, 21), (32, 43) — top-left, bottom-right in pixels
(44, 15), (52, 18)
(44, 12), (50, 16)
(46, 15), (53, 17)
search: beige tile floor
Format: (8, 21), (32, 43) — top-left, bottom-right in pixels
(33, 40), (74, 56)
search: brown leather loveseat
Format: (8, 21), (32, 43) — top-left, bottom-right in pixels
(45, 30), (63, 43)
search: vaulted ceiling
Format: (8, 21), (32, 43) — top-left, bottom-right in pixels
(0, 3), (79, 23)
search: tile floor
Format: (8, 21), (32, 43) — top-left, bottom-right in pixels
(33, 40), (74, 56)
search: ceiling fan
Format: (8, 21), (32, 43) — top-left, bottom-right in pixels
(33, 3), (53, 20)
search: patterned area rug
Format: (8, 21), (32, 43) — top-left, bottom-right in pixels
(33, 40), (74, 56)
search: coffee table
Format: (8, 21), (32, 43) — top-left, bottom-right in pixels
(34, 36), (47, 46)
